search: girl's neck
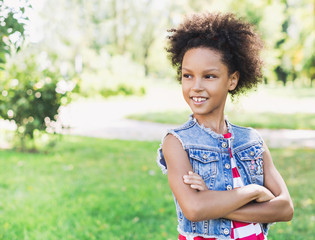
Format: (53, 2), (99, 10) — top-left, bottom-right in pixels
(193, 113), (228, 135)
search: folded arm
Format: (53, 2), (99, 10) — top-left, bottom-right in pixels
(183, 141), (294, 223)
(223, 142), (294, 223)
(162, 134), (275, 222)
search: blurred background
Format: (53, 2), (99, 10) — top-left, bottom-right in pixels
(0, 0), (314, 239)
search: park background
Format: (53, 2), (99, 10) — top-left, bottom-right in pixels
(0, 0), (314, 239)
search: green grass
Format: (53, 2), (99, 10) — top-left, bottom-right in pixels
(127, 110), (315, 130)
(261, 86), (315, 99)
(0, 136), (314, 239)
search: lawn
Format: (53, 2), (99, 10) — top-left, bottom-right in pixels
(126, 85), (315, 130)
(127, 110), (315, 130)
(0, 136), (314, 239)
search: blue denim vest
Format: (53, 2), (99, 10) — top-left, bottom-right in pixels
(157, 116), (271, 239)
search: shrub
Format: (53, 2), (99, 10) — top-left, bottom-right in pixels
(99, 83), (146, 98)
(0, 56), (76, 151)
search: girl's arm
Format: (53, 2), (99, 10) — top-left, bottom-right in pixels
(162, 134), (274, 222)
(223, 142), (294, 223)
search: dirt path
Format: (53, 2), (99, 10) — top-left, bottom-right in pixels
(1, 86), (314, 149)
(59, 95), (315, 148)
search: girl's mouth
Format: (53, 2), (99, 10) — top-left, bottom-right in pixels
(191, 97), (207, 104)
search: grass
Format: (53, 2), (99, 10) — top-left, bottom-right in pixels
(127, 110), (315, 130)
(126, 85), (315, 130)
(261, 86), (315, 99)
(0, 136), (314, 239)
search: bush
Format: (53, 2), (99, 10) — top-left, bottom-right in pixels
(0, 56), (76, 151)
(99, 83), (146, 98)
(78, 52), (147, 98)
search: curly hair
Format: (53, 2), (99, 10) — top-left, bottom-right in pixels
(166, 12), (264, 96)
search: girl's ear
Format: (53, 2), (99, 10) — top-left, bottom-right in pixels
(228, 71), (240, 91)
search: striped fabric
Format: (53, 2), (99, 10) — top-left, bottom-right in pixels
(226, 133), (265, 240)
(178, 133), (265, 240)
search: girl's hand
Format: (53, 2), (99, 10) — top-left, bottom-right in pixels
(183, 171), (208, 191)
(255, 185), (275, 202)
(244, 184), (275, 202)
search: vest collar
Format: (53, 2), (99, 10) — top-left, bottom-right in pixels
(189, 114), (235, 140)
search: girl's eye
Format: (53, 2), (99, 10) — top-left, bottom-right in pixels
(205, 74), (216, 79)
(183, 74), (192, 79)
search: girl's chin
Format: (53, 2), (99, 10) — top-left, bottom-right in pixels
(192, 101), (207, 106)
(191, 112), (211, 117)
(191, 109), (222, 118)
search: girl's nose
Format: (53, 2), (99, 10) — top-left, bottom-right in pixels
(192, 78), (203, 91)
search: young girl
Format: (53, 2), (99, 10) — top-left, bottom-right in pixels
(157, 12), (293, 240)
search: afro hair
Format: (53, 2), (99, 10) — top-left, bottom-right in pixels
(166, 12), (264, 96)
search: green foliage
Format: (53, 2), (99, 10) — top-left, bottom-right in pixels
(0, 55), (74, 150)
(1, 0), (314, 105)
(76, 52), (147, 98)
(37, 0), (167, 98)
(0, 0), (29, 68)
(99, 84), (146, 98)
(0, 136), (313, 239)
(27, 0), (314, 95)
(187, 0), (315, 86)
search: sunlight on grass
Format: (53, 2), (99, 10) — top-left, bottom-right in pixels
(0, 136), (313, 239)
(127, 110), (315, 130)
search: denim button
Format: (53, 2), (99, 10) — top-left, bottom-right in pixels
(249, 151), (255, 156)
(222, 142), (227, 148)
(223, 228), (229, 235)
(202, 154), (208, 159)
(226, 185), (232, 190)
(225, 163), (230, 169)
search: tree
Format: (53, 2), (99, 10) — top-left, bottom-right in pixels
(0, 0), (29, 69)
(0, 0), (78, 151)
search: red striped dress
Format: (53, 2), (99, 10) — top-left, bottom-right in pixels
(178, 133), (265, 240)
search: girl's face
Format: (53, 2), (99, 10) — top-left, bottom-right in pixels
(181, 47), (239, 122)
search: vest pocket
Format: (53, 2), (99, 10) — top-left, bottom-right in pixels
(188, 149), (219, 185)
(236, 145), (264, 185)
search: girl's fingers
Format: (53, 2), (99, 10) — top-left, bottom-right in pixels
(183, 175), (192, 184)
(183, 172), (207, 191)
(190, 184), (205, 191)
(183, 177), (203, 185)
(184, 171), (203, 180)
(188, 171), (200, 177)
(183, 176), (203, 186)
(183, 175), (202, 183)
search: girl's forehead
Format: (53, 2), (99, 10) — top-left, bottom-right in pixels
(182, 47), (226, 68)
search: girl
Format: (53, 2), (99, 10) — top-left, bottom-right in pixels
(157, 12), (293, 240)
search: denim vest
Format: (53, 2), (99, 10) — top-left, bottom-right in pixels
(157, 116), (271, 239)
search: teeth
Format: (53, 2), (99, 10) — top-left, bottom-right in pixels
(192, 97), (206, 102)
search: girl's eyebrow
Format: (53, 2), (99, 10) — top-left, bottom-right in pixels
(203, 68), (220, 72)
(182, 67), (192, 71)
(182, 67), (220, 72)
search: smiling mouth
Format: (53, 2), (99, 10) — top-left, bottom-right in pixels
(191, 97), (208, 103)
